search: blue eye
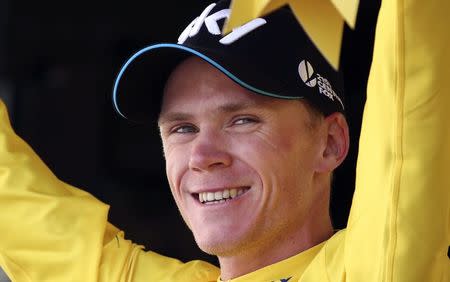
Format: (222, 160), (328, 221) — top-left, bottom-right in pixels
(233, 117), (257, 125)
(172, 124), (198, 134)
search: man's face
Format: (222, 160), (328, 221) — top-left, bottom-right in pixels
(158, 57), (328, 256)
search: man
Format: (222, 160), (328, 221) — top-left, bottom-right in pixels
(111, 1), (348, 279)
(0, 1), (349, 280)
(0, 0), (448, 281)
(157, 56), (348, 280)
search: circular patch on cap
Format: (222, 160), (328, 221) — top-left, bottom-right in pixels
(298, 60), (316, 87)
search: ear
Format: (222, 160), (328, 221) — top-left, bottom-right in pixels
(315, 112), (350, 173)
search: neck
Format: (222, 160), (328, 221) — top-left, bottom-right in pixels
(217, 183), (333, 280)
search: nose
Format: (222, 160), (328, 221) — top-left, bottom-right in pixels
(188, 130), (232, 172)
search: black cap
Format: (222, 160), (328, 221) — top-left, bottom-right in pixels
(113, 0), (345, 122)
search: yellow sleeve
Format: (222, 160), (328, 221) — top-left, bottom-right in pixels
(345, 0), (450, 281)
(0, 100), (219, 281)
(0, 99), (112, 281)
(101, 229), (219, 282)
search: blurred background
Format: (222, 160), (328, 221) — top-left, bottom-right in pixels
(0, 0), (380, 265)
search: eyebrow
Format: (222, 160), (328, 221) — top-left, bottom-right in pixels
(158, 100), (259, 126)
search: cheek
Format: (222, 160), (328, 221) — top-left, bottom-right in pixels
(163, 144), (188, 198)
(238, 128), (305, 166)
(228, 131), (295, 183)
(233, 129), (319, 190)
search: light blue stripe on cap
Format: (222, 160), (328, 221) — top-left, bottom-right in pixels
(112, 43), (301, 119)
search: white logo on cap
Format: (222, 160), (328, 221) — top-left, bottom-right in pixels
(298, 59), (344, 109)
(178, 3), (267, 45)
(298, 60), (316, 87)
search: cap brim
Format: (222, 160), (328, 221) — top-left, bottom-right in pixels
(113, 43), (303, 123)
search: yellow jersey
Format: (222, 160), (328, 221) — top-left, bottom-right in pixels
(0, 0), (448, 281)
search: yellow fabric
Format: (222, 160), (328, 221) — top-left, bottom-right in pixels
(219, 240), (327, 282)
(0, 102), (109, 281)
(225, 0), (360, 69)
(0, 103), (219, 281)
(226, 0), (450, 280)
(0, 0), (449, 281)
(346, 0), (450, 280)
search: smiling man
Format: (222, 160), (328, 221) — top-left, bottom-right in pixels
(110, 0), (349, 279)
(0, 0), (448, 281)
(0, 0), (349, 280)
(157, 56), (348, 279)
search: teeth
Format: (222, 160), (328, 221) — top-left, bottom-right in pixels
(198, 188), (248, 203)
(214, 191), (222, 200)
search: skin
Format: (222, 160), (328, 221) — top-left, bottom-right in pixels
(158, 57), (349, 280)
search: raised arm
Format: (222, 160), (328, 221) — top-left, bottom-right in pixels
(0, 100), (113, 280)
(0, 101), (219, 281)
(345, 0), (450, 281)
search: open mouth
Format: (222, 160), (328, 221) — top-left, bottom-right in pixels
(195, 187), (250, 205)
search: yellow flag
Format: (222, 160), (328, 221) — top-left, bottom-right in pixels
(224, 0), (359, 69)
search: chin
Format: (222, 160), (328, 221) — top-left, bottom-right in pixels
(192, 227), (255, 256)
(196, 237), (240, 256)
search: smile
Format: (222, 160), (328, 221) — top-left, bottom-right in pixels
(197, 187), (250, 204)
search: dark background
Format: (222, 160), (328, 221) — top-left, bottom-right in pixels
(0, 1), (380, 265)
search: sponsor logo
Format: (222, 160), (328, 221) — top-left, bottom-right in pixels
(316, 73), (344, 109)
(298, 60), (344, 109)
(298, 60), (316, 87)
(178, 3), (267, 45)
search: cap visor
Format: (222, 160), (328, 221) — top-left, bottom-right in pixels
(113, 43), (300, 123)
